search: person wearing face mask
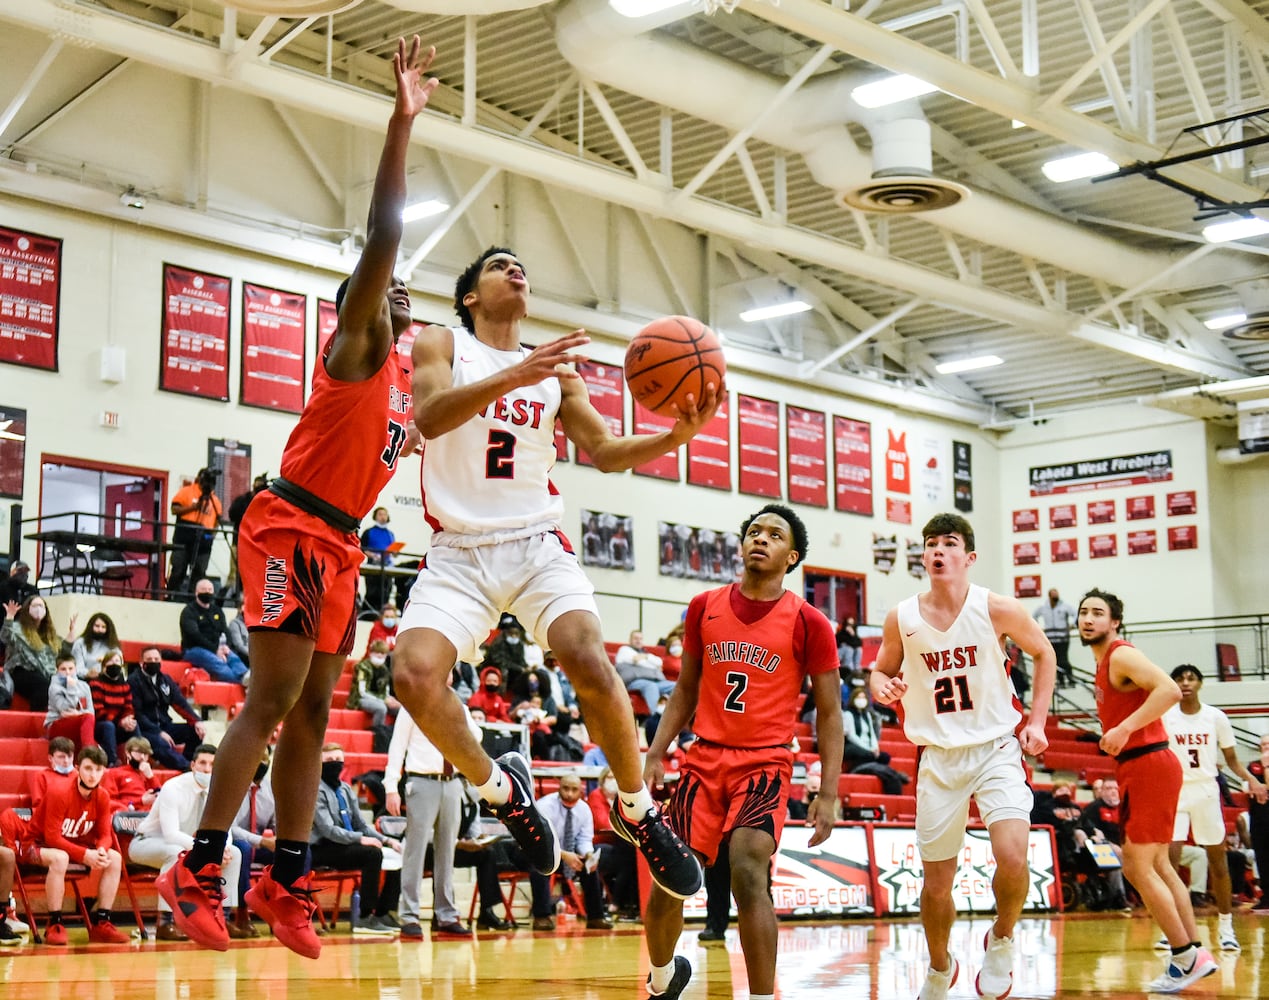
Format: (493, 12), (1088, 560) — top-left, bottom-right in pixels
(364, 605), (402, 657)
(467, 665), (511, 723)
(1, 594), (79, 712)
(588, 766), (640, 921)
(128, 646), (206, 772)
(660, 628), (685, 683)
(89, 652), (137, 765)
(361, 507), (399, 612)
(0, 560), (36, 613)
(131, 744), (249, 941)
(347, 640), (400, 729)
(70, 612), (123, 680)
(841, 688), (911, 796)
(43, 653), (96, 752)
(179, 579), (248, 685)
(479, 613), (534, 691)
(104, 738), (163, 810)
(30, 737), (78, 804)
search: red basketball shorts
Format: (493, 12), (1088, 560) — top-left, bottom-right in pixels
(1118, 747), (1182, 846)
(0, 810), (40, 864)
(237, 492), (363, 657)
(665, 740), (793, 867)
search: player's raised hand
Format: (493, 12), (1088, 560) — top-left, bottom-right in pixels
(669, 377), (725, 434)
(515, 331), (590, 385)
(394, 36), (439, 120)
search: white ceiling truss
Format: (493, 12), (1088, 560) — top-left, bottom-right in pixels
(1, 0), (1268, 428)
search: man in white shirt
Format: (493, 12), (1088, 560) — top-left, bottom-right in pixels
(614, 630), (675, 714)
(1163, 664), (1268, 953)
(129, 744), (245, 942)
(528, 773), (611, 931)
(385, 703), (479, 939)
(1033, 588), (1077, 687)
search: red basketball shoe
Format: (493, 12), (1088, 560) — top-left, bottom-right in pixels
(156, 855), (228, 951)
(245, 868), (321, 960)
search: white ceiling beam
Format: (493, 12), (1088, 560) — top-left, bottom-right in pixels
(262, 17), (318, 63)
(580, 79), (649, 181)
(927, 123), (1058, 213)
(961, 0), (1020, 82)
(1044, 0), (1166, 114)
(1192, 0), (1269, 56)
(0, 38), (63, 143)
(1083, 244), (1218, 324)
(226, 16), (278, 77)
(271, 102), (344, 208)
(1067, 0), (1136, 129)
(732, 145), (771, 219)
(801, 300), (923, 378)
(8, 58), (129, 147)
(539, 183), (602, 303)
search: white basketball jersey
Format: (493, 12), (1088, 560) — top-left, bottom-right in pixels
(896, 583), (1020, 749)
(419, 327), (564, 538)
(1164, 703), (1234, 784)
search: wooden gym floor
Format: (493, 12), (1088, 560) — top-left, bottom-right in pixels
(1, 912), (1264, 999)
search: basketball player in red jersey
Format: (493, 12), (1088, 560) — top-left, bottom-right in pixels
(639, 504), (842, 1000)
(1080, 589), (1217, 993)
(871, 513), (1055, 1000)
(157, 37), (436, 957)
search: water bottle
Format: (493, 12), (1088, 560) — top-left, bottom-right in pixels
(350, 888), (360, 930)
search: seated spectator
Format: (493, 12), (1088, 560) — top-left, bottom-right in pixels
(311, 743), (402, 936)
(1075, 777), (1129, 909)
(347, 640), (399, 730)
(1, 595), (79, 712)
(527, 773), (611, 931)
(0, 560), (36, 613)
(481, 614), (534, 691)
(449, 782), (514, 930)
(588, 766), (639, 921)
(543, 650), (580, 717)
(129, 646), (206, 772)
(71, 612), (123, 680)
(360, 508), (398, 613)
(1248, 734), (1269, 911)
(363, 604), (401, 657)
(179, 579), (248, 685)
(225, 610), (250, 668)
(130, 743), (248, 941)
(0, 746), (128, 945)
(104, 737), (163, 811)
(451, 660), (478, 703)
(841, 690), (910, 796)
(44, 654), (96, 752)
(89, 650), (137, 765)
(31, 736), (77, 803)
(467, 665), (511, 723)
(614, 630), (675, 715)
(230, 750), (275, 939)
(659, 625), (684, 682)
(836, 615), (862, 674)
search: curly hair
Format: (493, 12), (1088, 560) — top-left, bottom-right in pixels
(1079, 587), (1123, 625)
(739, 503), (808, 574)
(920, 512), (976, 553)
(454, 246), (518, 332)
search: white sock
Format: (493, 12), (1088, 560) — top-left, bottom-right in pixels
(750, 994), (775, 1000)
(1218, 912), (1233, 928)
(477, 765), (511, 805)
(618, 785), (655, 822)
(648, 959), (676, 993)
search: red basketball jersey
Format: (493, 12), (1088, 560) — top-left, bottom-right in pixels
(279, 345), (412, 519)
(1094, 638), (1168, 754)
(686, 585), (837, 748)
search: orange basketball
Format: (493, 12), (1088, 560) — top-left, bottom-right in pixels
(624, 316), (725, 417)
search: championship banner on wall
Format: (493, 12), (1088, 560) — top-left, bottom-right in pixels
(1013, 541), (1040, 566)
(1015, 574), (1042, 599)
(0, 225), (61, 371)
(871, 825), (1057, 915)
(1029, 449), (1172, 496)
(1125, 495), (1155, 521)
(737, 394), (781, 498)
(1012, 508), (1039, 532)
(682, 825), (874, 919)
(885, 428), (911, 494)
(317, 298), (338, 358)
(1087, 499), (1115, 525)
(953, 440), (973, 512)
(886, 497), (912, 524)
(1127, 529), (1157, 555)
(1168, 525), (1198, 551)
(0, 404), (26, 498)
(576, 361), (625, 468)
(240, 282), (306, 413)
(1049, 504), (1077, 529)
(833, 416), (873, 516)
(1089, 533), (1118, 559)
(1166, 490), (1197, 516)
(633, 402), (678, 480)
(1051, 538), (1078, 562)
(687, 391), (731, 490)
(786, 405), (828, 507)
(160, 264), (231, 400)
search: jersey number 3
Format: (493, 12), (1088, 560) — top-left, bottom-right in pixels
(933, 674), (974, 714)
(382, 419), (407, 469)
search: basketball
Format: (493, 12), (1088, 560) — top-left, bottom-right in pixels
(624, 316), (725, 417)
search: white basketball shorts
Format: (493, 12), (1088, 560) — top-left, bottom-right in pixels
(1171, 778), (1226, 846)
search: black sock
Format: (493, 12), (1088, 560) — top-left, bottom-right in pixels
(47, 910), (62, 926)
(186, 829), (229, 871)
(271, 840), (309, 888)
(94, 908), (111, 924)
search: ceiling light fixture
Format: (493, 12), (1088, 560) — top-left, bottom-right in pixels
(851, 74), (939, 110)
(609, 0), (692, 16)
(401, 198), (449, 223)
(935, 354), (1003, 375)
(119, 187), (146, 210)
(1203, 312), (1247, 331)
(1201, 216), (1269, 243)
(739, 300), (813, 323)
(1040, 151), (1118, 183)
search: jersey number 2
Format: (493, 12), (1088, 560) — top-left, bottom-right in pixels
(382, 419), (407, 469)
(933, 675), (974, 714)
(724, 671), (748, 713)
(486, 430), (516, 479)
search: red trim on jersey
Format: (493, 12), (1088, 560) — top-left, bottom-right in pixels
(551, 529), (575, 555)
(417, 449), (443, 534)
(548, 479), (559, 496)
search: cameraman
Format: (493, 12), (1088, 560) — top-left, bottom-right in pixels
(168, 467), (225, 598)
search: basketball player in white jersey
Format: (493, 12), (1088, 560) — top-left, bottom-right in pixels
(1163, 663), (1267, 953)
(389, 247), (719, 901)
(871, 513), (1056, 1000)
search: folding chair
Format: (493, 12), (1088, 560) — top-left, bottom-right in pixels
(111, 810), (156, 940)
(9, 809), (95, 943)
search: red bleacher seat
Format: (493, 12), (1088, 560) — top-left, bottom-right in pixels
(0, 766), (39, 795)
(843, 792), (917, 822)
(0, 792), (29, 812)
(119, 641), (180, 664)
(838, 773), (883, 796)
(326, 709), (371, 729)
(191, 681), (246, 712)
(0, 713), (45, 738)
(629, 691), (651, 717)
(342, 752), (387, 776)
(325, 729), (373, 753)
(0, 738), (49, 765)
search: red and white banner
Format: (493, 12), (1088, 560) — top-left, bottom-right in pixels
(0, 404), (25, 498)
(885, 428), (911, 494)
(687, 391), (731, 490)
(786, 405), (828, 507)
(1167, 491), (1197, 516)
(1050, 538), (1078, 562)
(576, 361), (625, 468)
(1087, 499), (1115, 525)
(633, 402), (678, 480)
(1168, 525), (1198, 551)
(317, 298), (338, 358)
(833, 416), (872, 515)
(241, 282), (306, 413)
(1125, 495), (1155, 521)
(1013, 541), (1040, 566)
(1127, 530), (1157, 555)
(1049, 504), (1077, 529)
(1012, 508), (1040, 532)
(160, 264), (231, 400)
(0, 225), (61, 371)
(1089, 533), (1118, 559)
(885, 497), (911, 524)
(737, 394), (781, 498)
(1015, 574), (1042, 599)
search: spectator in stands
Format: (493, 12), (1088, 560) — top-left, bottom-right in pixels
(179, 579), (249, 685)
(44, 654), (96, 752)
(311, 743), (402, 935)
(588, 766), (639, 921)
(167, 467), (225, 599)
(527, 773), (612, 931)
(841, 689), (910, 796)
(129, 646), (205, 772)
(361, 507), (398, 613)
(1033, 587), (1077, 687)
(543, 650), (580, 718)
(0, 561), (36, 615)
(30, 736), (76, 803)
(229, 749), (275, 940)
(130, 744), (250, 941)
(0, 746), (128, 945)
(104, 737), (163, 810)
(89, 650), (136, 765)
(614, 630), (675, 716)
(227, 473), (267, 549)
(452, 781), (514, 930)
(385, 705), (474, 939)
(1247, 733), (1269, 912)
(659, 625), (684, 682)
(225, 611), (250, 669)
(480, 613), (534, 689)
(467, 665), (511, 723)
(70, 612), (123, 680)
(450, 660), (478, 703)
(836, 614), (862, 674)
(348, 640), (400, 730)
(1075, 777), (1129, 908)
(1, 595), (79, 712)
(1005, 639), (1030, 707)
(364, 603), (402, 657)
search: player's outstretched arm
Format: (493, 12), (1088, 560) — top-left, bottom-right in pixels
(869, 609), (908, 706)
(1098, 647), (1180, 757)
(990, 593), (1056, 754)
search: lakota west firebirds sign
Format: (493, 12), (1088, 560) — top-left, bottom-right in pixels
(1029, 450), (1172, 496)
